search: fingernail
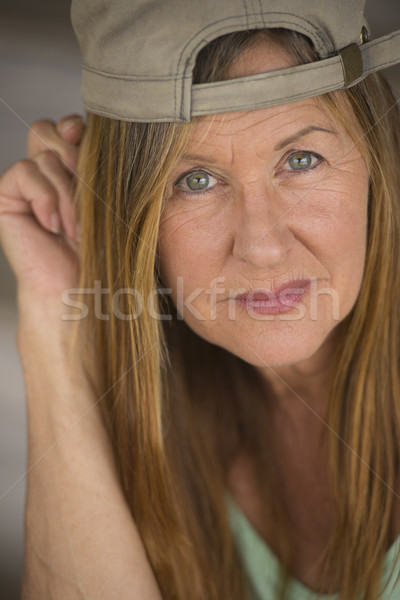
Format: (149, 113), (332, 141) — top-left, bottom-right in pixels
(59, 116), (82, 134)
(51, 212), (61, 234)
(75, 222), (81, 242)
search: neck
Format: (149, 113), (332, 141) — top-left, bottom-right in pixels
(256, 333), (336, 443)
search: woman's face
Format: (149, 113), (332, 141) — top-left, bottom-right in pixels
(158, 41), (370, 368)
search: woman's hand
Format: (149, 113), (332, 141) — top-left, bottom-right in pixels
(0, 115), (84, 307)
(26, 114), (84, 170)
(10, 116), (163, 600)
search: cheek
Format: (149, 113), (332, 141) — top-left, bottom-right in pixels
(300, 187), (368, 260)
(158, 160), (369, 324)
(294, 168), (369, 312)
(158, 204), (231, 289)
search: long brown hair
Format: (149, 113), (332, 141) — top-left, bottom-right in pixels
(75, 29), (400, 600)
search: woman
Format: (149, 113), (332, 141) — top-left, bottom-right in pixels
(2, 0), (400, 598)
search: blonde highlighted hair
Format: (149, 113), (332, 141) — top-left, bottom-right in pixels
(75, 29), (400, 600)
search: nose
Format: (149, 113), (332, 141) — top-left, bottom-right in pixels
(232, 187), (294, 269)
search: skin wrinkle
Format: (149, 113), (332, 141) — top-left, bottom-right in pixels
(27, 543), (88, 599)
(238, 130), (367, 261)
(185, 39), (367, 263)
(158, 40), (369, 423)
(171, 121), (354, 200)
(185, 110), (336, 165)
(162, 158), (365, 268)
(239, 155), (365, 262)
(274, 126), (338, 151)
(161, 129), (366, 278)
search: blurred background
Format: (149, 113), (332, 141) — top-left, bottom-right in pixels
(0, 1), (400, 598)
(0, 2), (81, 598)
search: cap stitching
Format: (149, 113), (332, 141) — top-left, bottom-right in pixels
(243, 0), (265, 26)
(193, 81), (346, 115)
(82, 102), (179, 122)
(192, 55), (341, 91)
(364, 56), (400, 74)
(178, 13), (332, 82)
(363, 30), (400, 50)
(82, 64), (183, 82)
(258, 0), (266, 27)
(177, 12), (330, 73)
(81, 14), (330, 81)
(83, 51), (340, 87)
(242, 0), (250, 29)
(82, 34), (400, 122)
(177, 12), (331, 119)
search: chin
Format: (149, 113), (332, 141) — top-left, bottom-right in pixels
(192, 318), (337, 370)
(229, 340), (323, 369)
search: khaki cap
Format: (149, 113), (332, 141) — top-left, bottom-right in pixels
(71, 0), (400, 122)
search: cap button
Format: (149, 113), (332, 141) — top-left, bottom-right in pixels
(360, 26), (370, 43)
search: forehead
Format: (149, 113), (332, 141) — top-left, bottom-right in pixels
(188, 37), (345, 150)
(189, 101), (336, 146)
(224, 34), (296, 79)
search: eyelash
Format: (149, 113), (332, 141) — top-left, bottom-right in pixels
(174, 170), (221, 196)
(279, 150), (323, 175)
(174, 150), (324, 196)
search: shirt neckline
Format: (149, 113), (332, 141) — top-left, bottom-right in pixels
(226, 493), (400, 599)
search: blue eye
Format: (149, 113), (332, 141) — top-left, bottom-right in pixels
(176, 170), (218, 193)
(287, 151), (322, 171)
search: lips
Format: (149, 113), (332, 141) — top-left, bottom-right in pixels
(235, 279), (311, 315)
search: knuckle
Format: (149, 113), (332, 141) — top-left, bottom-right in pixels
(64, 147), (79, 171)
(34, 180), (57, 207)
(13, 159), (56, 203)
(13, 159), (37, 178)
(35, 149), (61, 170)
(38, 189), (57, 206)
(28, 118), (53, 137)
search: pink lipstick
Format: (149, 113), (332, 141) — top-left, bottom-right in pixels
(235, 279), (311, 315)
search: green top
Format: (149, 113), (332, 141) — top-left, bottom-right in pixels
(226, 496), (400, 600)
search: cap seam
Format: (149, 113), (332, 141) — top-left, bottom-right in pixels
(258, 0), (266, 27)
(364, 30), (400, 50)
(82, 101), (180, 122)
(192, 81), (345, 115)
(177, 11), (331, 74)
(82, 63), (186, 82)
(191, 55), (339, 91)
(79, 16), (330, 90)
(176, 11), (332, 119)
(242, 0), (250, 29)
(82, 32), (400, 122)
(72, 0), (400, 122)
(364, 55), (400, 74)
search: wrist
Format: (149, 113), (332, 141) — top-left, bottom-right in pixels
(17, 311), (91, 385)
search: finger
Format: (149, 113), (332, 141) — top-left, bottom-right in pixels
(56, 114), (85, 146)
(27, 119), (54, 157)
(33, 150), (78, 241)
(0, 160), (61, 235)
(27, 120), (80, 174)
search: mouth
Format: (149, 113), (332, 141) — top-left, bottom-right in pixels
(234, 279), (311, 315)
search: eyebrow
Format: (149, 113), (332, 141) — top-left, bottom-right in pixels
(180, 125), (338, 165)
(274, 126), (338, 151)
(180, 153), (220, 164)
